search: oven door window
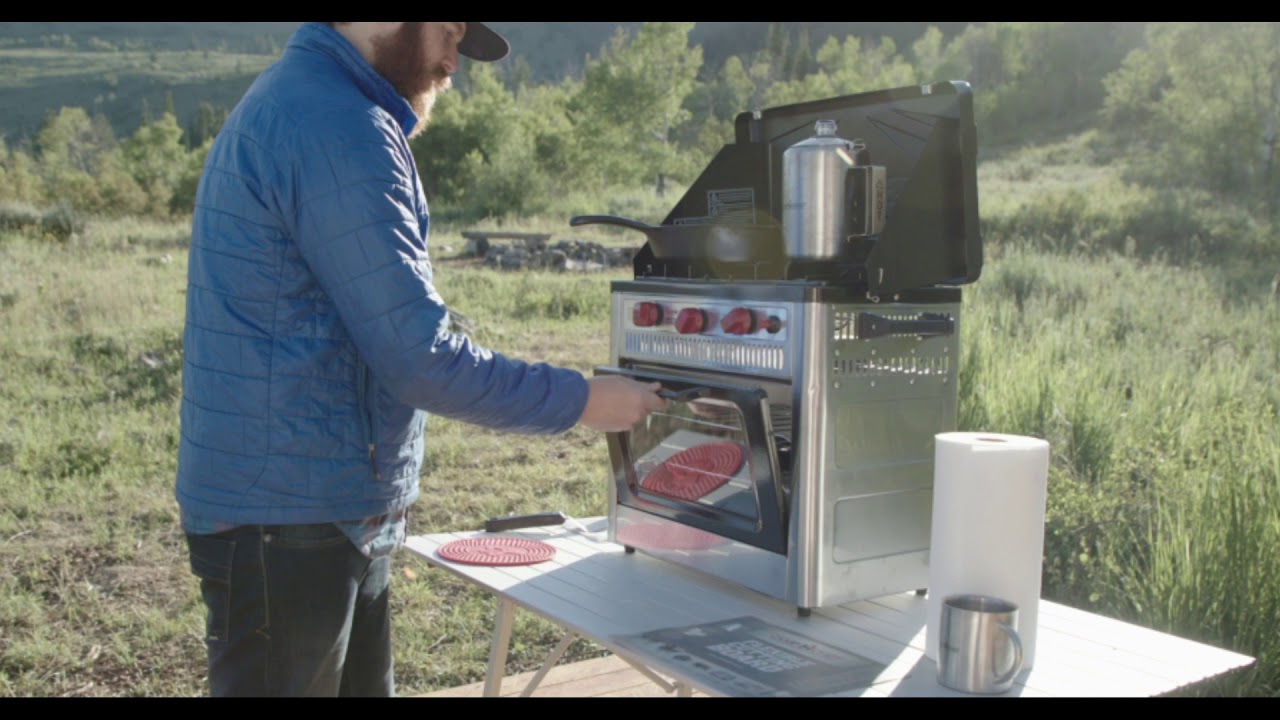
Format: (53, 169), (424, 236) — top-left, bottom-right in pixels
(596, 366), (787, 554)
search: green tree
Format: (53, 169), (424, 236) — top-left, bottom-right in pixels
(765, 22), (789, 78)
(568, 22), (704, 187)
(34, 107), (111, 212)
(186, 101), (228, 149)
(931, 23), (1142, 142)
(763, 34), (915, 108)
(0, 138), (44, 205)
(121, 112), (189, 217)
(169, 136), (213, 216)
(986, 23), (1143, 138)
(831, 35), (916, 92)
(1102, 22), (1280, 215)
(911, 26), (965, 83)
(92, 149), (150, 217)
(508, 56), (535, 92)
(788, 26), (813, 81)
(680, 54), (756, 159)
(412, 63), (574, 218)
(521, 80), (580, 189)
(28, 106), (148, 216)
(761, 71), (837, 108)
(36, 107), (103, 176)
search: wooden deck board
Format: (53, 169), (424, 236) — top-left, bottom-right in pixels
(414, 655), (707, 698)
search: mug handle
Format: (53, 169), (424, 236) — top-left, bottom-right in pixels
(994, 622), (1024, 686)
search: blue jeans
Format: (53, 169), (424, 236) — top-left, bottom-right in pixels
(185, 523), (394, 697)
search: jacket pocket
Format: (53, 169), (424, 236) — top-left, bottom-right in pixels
(186, 533), (235, 644)
(356, 361), (381, 481)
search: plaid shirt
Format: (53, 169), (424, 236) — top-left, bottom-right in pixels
(181, 509), (407, 559)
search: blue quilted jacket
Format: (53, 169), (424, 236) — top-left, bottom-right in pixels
(175, 23), (589, 526)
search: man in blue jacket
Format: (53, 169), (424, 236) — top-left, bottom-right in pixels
(175, 22), (667, 697)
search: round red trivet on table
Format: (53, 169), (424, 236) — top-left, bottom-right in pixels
(641, 441), (744, 501)
(437, 536), (556, 566)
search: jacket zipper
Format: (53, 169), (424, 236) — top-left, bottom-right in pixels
(356, 361), (381, 481)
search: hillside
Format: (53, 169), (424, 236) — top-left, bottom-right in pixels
(0, 22), (971, 143)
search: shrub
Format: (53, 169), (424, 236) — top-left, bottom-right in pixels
(0, 201), (43, 234)
(982, 180), (1271, 263)
(40, 203), (85, 242)
(0, 200), (84, 242)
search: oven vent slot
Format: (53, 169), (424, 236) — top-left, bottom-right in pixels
(624, 332), (786, 373)
(834, 311), (955, 341)
(832, 353), (951, 377)
(834, 311), (860, 341)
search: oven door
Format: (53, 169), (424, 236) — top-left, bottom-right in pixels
(594, 365), (788, 555)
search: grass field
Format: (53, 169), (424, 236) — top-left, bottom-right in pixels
(0, 167), (1277, 695)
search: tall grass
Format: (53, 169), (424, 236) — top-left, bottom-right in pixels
(1118, 405), (1280, 696)
(961, 240), (1280, 695)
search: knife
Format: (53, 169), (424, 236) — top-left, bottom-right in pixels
(484, 511), (571, 533)
(484, 511), (604, 540)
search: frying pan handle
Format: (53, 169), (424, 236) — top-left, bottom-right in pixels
(570, 215), (655, 233)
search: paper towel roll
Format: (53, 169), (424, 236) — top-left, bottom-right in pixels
(926, 432), (1050, 670)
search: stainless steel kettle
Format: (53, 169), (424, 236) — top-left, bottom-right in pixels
(782, 120), (885, 260)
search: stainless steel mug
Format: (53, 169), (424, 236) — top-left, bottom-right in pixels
(937, 594), (1024, 694)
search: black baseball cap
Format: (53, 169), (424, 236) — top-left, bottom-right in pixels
(458, 22), (510, 62)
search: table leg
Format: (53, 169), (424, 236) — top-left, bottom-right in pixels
(484, 598), (516, 697)
(617, 654), (680, 694)
(518, 632), (580, 697)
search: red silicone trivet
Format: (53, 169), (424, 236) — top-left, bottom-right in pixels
(641, 441), (744, 501)
(437, 536), (556, 566)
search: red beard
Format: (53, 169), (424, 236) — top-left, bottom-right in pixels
(370, 22), (451, 136)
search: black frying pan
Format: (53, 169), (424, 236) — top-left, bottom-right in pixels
(570, 214), (783, 264)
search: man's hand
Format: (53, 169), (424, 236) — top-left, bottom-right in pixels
(579, 376), (668, 432)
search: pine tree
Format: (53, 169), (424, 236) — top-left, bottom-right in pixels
(791, 27), (814, 80)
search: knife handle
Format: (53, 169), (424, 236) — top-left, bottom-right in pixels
(484, 511), (568, 533)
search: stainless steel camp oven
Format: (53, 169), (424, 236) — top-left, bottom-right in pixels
(577, 81), (982, 615)
(597, 281), (961, 615)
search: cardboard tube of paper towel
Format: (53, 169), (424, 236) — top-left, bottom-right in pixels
(926, 432), (1050, 670)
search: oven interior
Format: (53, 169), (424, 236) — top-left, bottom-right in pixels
(596, 363), (791, 554)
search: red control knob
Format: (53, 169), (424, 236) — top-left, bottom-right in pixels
(632, 302), (663, 327)
(674, 307), (707, 335)
(720, 307), (756, 335)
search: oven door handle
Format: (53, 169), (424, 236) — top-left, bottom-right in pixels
(657, 387), (711, 403)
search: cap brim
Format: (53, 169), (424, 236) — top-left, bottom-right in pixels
(458, 22), (510, 62)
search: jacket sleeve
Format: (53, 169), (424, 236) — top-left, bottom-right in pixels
(278, 112), (588, 435)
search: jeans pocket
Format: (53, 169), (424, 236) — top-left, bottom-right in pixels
(186, 533), (235, 644)
(266, 522), (351, 551)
